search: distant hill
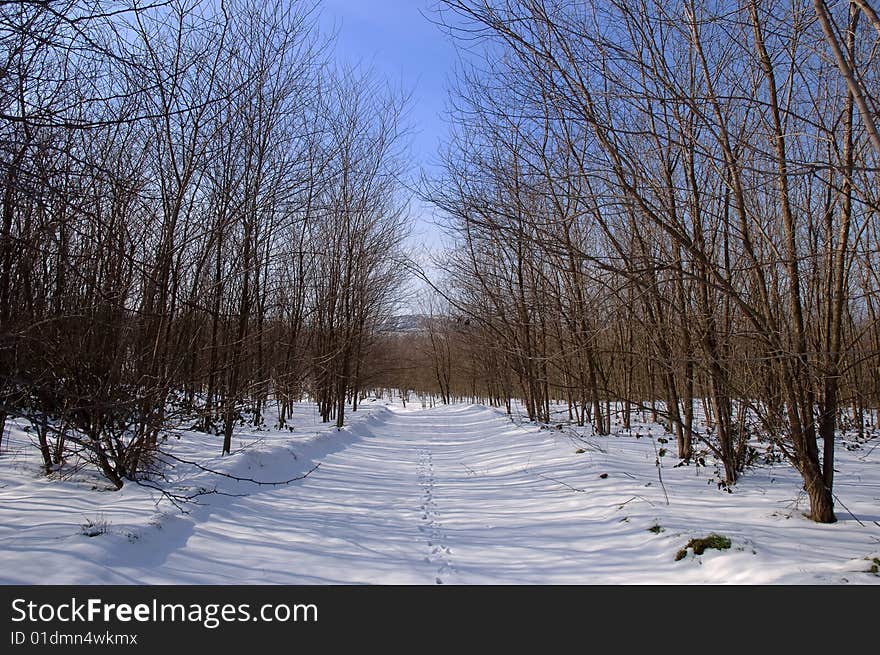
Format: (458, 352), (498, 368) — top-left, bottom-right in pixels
(381, 314), (427, 333)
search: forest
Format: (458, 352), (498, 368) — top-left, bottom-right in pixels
(1, 0), (410, 486)
(397, 0), (880, 525)
(2, 0), (879, 535)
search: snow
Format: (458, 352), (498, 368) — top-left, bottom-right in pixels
(0, 400), (878, 584)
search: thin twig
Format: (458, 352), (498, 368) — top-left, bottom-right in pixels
(158, 450), (321, 486)
(831, 491), (866, 527)
(137, 479), (253, 510)
(650, 435), (670, 506)
(536, 472), (586, 493)
(616, 495), (657, 509)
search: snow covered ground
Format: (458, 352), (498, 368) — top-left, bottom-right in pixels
(1, 400), (878, 584)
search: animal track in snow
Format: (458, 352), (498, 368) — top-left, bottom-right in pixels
(417, 448), (454, 584)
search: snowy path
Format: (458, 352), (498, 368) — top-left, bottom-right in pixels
(2, 402), (879, 584)
(149, 404), (599, 584)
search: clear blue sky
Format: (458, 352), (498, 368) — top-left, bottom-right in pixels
(319, 0), (457, 252)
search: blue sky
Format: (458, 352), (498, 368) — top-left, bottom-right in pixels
(318, 0), (457, 251)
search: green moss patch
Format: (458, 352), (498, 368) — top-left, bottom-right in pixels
(675, 533), (732, 561)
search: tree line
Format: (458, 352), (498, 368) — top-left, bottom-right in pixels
(0, 0), (410, 487)
(412, 0), (880, 523)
